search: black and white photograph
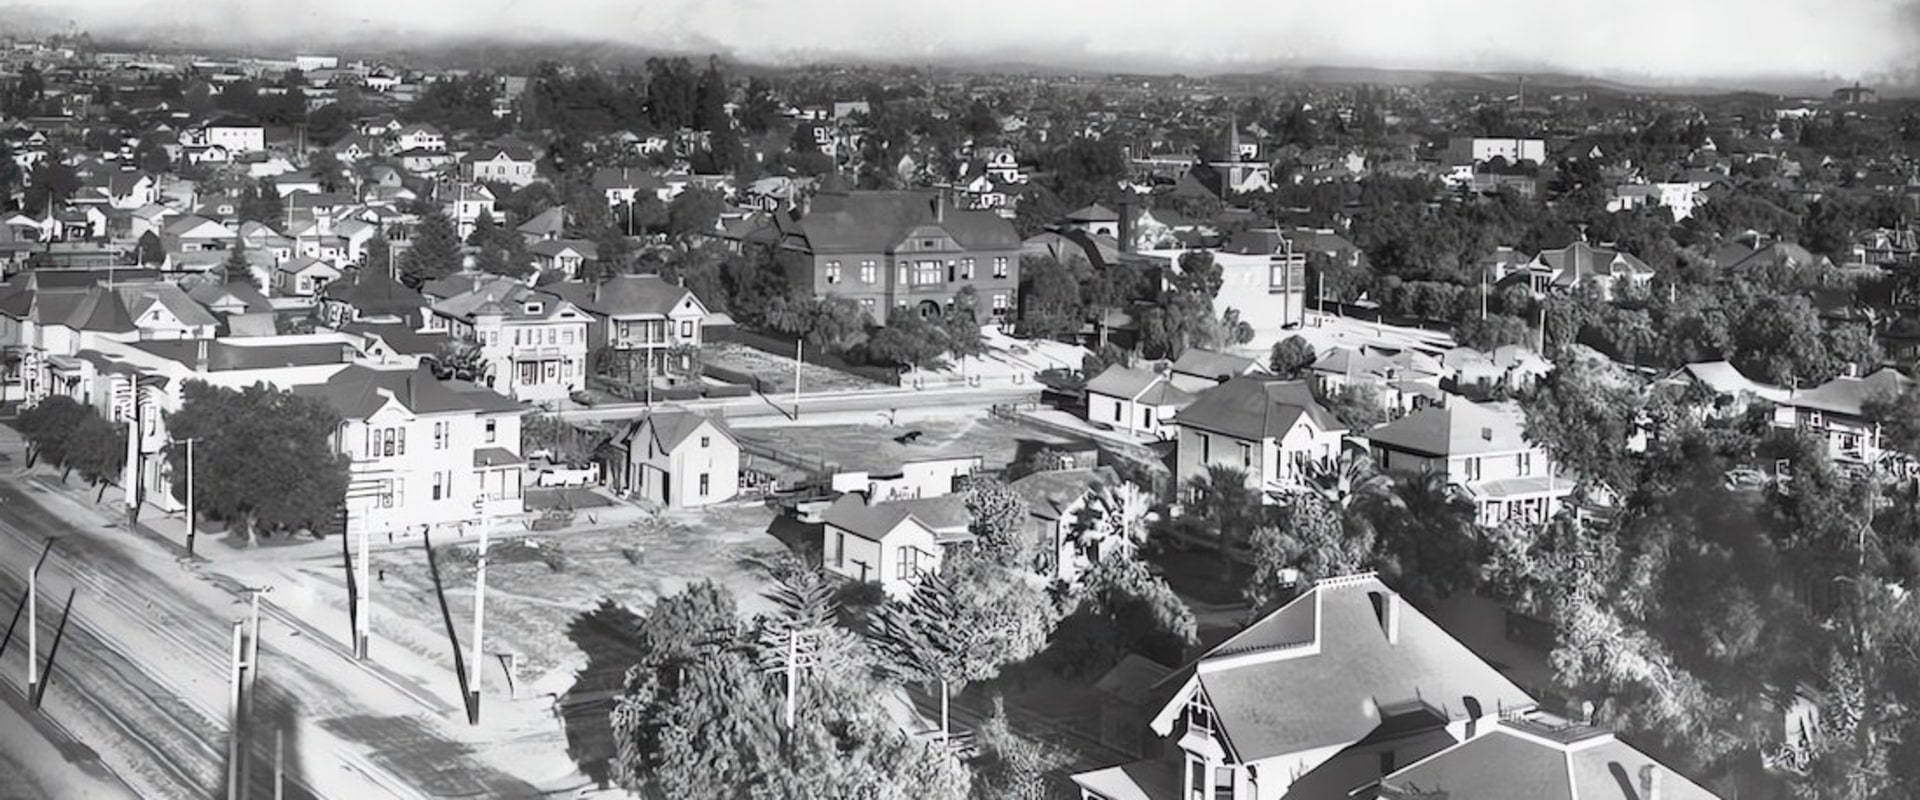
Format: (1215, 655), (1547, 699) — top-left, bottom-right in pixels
(0, 1), (1914, 798)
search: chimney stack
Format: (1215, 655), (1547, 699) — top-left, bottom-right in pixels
(1117, 198), (1135, 254)
(1638, 765), (1661, 800)
(934, 191), (947, 223)
(1373, 591), (1402, 644)
(194, 339), (209, 372)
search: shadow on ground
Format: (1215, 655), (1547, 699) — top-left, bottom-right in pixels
(559, 600), (645, 789)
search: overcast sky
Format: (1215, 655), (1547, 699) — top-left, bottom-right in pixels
(26, 0), (1920, 81)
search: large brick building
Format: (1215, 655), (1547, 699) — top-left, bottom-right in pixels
(753, 184), (1022, 326)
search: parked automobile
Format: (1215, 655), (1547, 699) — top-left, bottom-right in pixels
(536, 464), (600, 487)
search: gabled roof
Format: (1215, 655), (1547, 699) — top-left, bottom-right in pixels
(821, 492), (971, 543)
(618, 409), (732, 454)
(780, 190), (1019, 254)
(1379, 715), (1722, 800)
(1528, 241), (1654, 286)
(1171, 377), (1344, 439)
(431, 278), (584, 323)
(1084, 364), (1165, 401)
(292, 363), (524, 418)
(1156, 573), (1533, 762)
(1673, 360), (1790, 404)
(529, 238), (598, 260)
(1008, 466), (1120, 522)
(517, 206), (566, 237)
(322, 266), (427, 317)
(340, 321), (452, 356)
(1367, 399), (1531, 457)
(590, 274), (702, 318)
(184, 278), (273, 314)
(590, 167), (667, 193)
(1786, 368), (1913, 417)
(1169, 348), (1264, 382)
(1064, 202), (1119, 222)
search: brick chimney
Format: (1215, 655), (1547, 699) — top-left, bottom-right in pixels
(934, 190), (947, 223)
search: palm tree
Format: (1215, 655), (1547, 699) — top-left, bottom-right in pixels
(1184, 463), (1257, 560)
(1066, 481), (1154, 575)
(1307, 446), (1397, 512)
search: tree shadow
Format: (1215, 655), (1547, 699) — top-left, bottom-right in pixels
(559, 599), (645, 789)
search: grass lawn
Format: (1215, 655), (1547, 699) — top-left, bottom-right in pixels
(356, 502), (789, 681)
(733, 416), (1087, 475)
(703, 341), (883, 393)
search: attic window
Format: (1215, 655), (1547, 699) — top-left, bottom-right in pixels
(524, 301), (544, 315)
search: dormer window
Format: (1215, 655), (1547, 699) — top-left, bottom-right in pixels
(524, 301), (543, 315)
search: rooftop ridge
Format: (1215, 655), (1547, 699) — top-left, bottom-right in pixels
(1313, 571), (1381, 589)
(1500, 714), (1615, 746)
(1205, 637), (1316, 660)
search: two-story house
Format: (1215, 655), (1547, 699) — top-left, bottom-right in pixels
(295, 364), (530, 538)
(603, 410), (740, 508)
(1502, 240), (1655, 301)
(528, 239), (597, 280)
(757, 185), (1022, 325)
(1073, 573), (1535, 800)
(554, 274), (709, 378)
(1171, 377), (1347, 500)
(592, 167), (670, 208)
(1772, 367), (1912, 464)
(394, 123), (445, 153)
(460, 142), (538, 187)
(820, 492), (974, 599)
(1366, 399), (1572, 525)
(426, 276), (590, 405)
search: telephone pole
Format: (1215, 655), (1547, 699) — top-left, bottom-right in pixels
(793, 338), (803, 421)
(468, 505), (490, 725)
(227, 620), (246, 800)
(355, 523), (371, 660)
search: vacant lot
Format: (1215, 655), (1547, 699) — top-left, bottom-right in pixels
(351, 503), (787, 681)
(733, 415), (1086, 475)
(703, 341), (883, 393)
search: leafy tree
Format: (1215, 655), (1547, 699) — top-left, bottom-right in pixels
(969, 708), (1073, 800)
(867, 310), (953, 373)
(1183, 463), (1256, 562)
(1054, 556), (1198, 674)
(1365, 471), (1483, 606)
(135, 231), (165, 265)
(1246, 491), (1373, 611)
(399, 209), (462, 287)
(164, 381), (351, 544)
(1065, 481), (1154, 572)
(1312, 381), (1386, 431)
(365, 230), (392, 272)
(962, 476), (1032, 571)
(15, 396), (94, 472)
(666, 188), (727, 238)
(522, 414), (595, 466)
(1456, 313), (1534, 351)
(945, 286), (989, 362)
(764, 295), (869, 354)
(239, 180), (283, 225)
(1268, 335), (1317, 378)
(1016, 255), (1083, 340)
(719, 247), (791, 327)
(1864, 384), (1920, 458)
(866, 556), (1054, 742)
(67, 414), (128, 501)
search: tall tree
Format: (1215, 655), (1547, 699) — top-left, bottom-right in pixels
(867, 311), (954, 373)
(220, 240), (259, 288)
(944, 286), (989, 363)
(135, 231), (165, 265)
(15, 396), (93, 472)
(1016, 255), (1083, 340)
(1246, 491), (1374, 611)
(667, 187), (727, 238)
(399, 209), (461, 287)
(164, 381), (351, 545)
(1268, 334), (1318, 378)
(962, 476), (1033, 571)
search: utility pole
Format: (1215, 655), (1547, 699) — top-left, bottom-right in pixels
(227, 620), (245, 800)
(468, 506), (489, 725)
(174, 438), (196, 556)
(355, 523), (370, 660)
(2, 539), (55, 664)
(793, 338), (803, 421)
(273, 728), (284, 800)
(239, 587), (269, 796)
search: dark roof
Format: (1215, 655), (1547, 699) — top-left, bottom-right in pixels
(590, 167), (667, 192)
(292, 364), (525, 418)
(783, 190), (1019, 254)
(341, 321), (452, 356)
(131, 339), (357, 372)
(1169, 348), (1264, 381)
(1787, 368), (1913, 417)
(590, 274), (697, 318)
(618, 410), (731, 454)
(1171, 377), (1343, 439)
(1008, 466), (1119, 522)
(323, 267), (427, 317)
(1379, 719), (1722, 800)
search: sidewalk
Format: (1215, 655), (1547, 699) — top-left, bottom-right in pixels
(17, 467), (600, 794)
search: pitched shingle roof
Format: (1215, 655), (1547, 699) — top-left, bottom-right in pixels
(590, 274), (698, 318)
(821, 492), (971, 542)
(1156, 574), (1533, 762)
(1380, 718), (1722, 800)
(1169, 348), (1263, 382)
(1367, 399), (1531, 457)
(783, 190), (1019, 254)
(293, 364), (524, 418)
(1171, 377), (1343, 439)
